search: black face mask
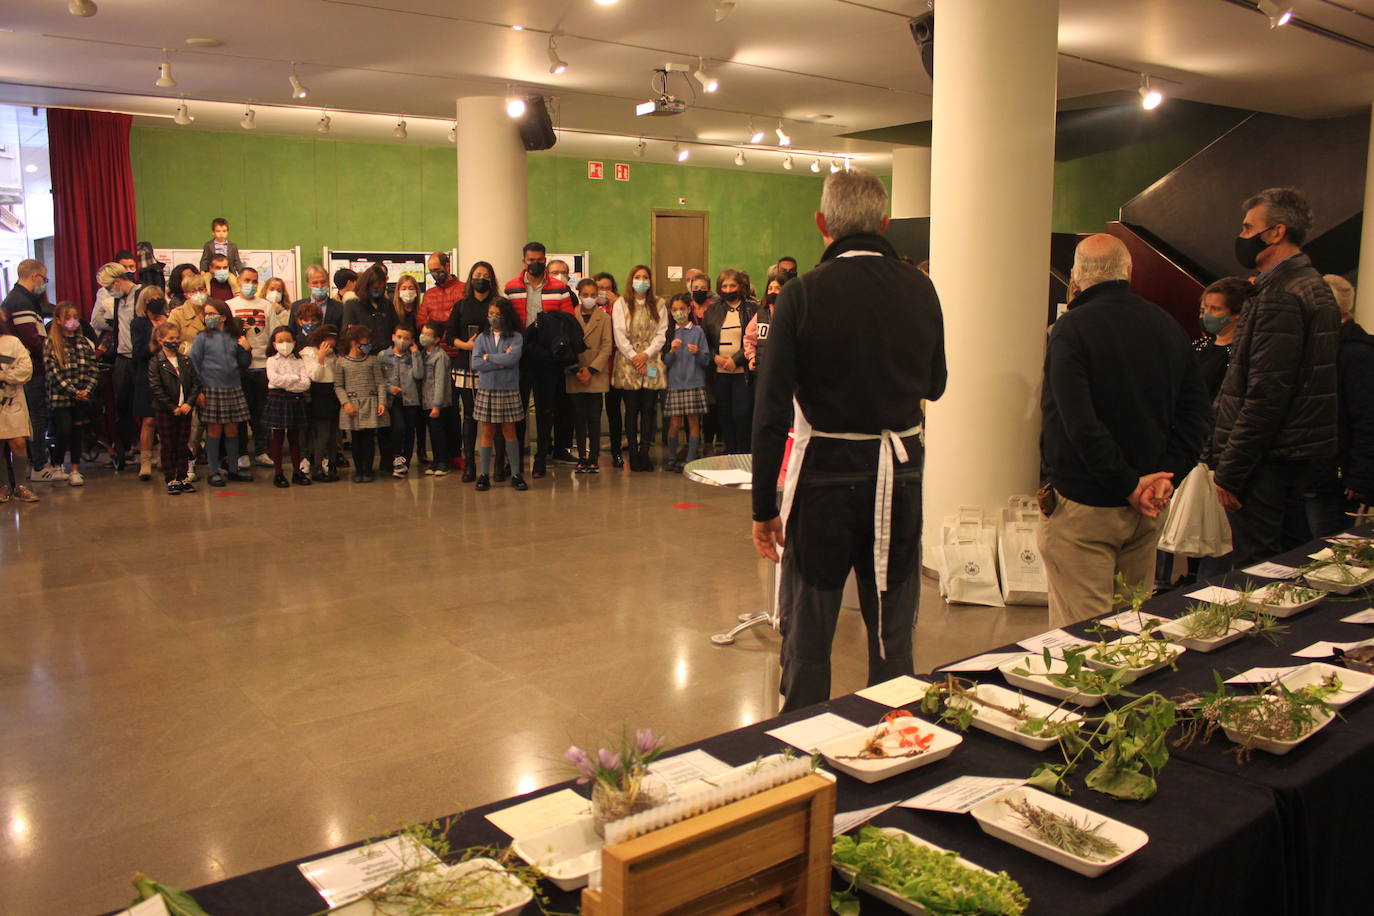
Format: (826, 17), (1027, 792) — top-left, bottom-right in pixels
(691, 289), (709, 305)
(723, 291), (741, 303)
(526, 261), (546, 279)
(1235, 226), (1277, 270)
(782, 269), (797, 282)
(766, 292), (777, 306)
(369, 287), (385, 300)
(146, 299), (166, 316)
(430, 269), (449, 286)
(470, 277), (491, 294)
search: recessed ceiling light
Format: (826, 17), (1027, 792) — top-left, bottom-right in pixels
(184, 37), (223, 48)
(511, 24), (524, 31)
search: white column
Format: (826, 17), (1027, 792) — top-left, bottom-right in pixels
(1356, 102), (1374, 324)
(924, 0), (1059, 557)
(455, 96), (527, 285)
(891, 146), (932, 219)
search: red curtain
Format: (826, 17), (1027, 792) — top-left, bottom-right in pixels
(47, 109), (137, 318)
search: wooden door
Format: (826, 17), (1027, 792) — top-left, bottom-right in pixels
(651, 209), (709, 299)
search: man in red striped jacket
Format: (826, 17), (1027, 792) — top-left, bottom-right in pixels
(503, 241), (575, 478)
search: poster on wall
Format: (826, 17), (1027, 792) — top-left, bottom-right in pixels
(549, 251), (590, 285)
(324, 248), (457, 296)
(154, 247), (301, 300)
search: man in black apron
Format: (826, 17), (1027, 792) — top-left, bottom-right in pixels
(752, 168), (947, 712)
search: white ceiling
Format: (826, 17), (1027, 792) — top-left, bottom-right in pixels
(1, 0), (1373, 173)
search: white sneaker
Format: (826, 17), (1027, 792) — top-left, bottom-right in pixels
(237, 454), (252, 470)
(48, 465), (69, 481)
(254, 452), (274, 467)
(68, 470), (85, 487)
(29, 465), (55, 482)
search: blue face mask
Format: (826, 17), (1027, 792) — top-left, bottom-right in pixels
(632, 279), (651, 295)
(310, 286), (328, 301)
(360, 342), (373, 354)
(369, 287), (385, 301)
(213, 270), (229, 283)
(1201, 312), (1232, 336)
(204, 314), (223, 330)
(239, 283), (257, 298)
(300, 322), (317, 335)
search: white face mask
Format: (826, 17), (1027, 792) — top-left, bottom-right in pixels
(188, 291), (208, 306)
(266, 290), (282, 304)
(274, 341), (294, 356)
(580, 295), (598, 310)
(399, 289), (417, 304)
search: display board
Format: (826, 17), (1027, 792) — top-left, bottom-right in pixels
(154, 247), (301, 300)
(550, 251), (590, 284)
(323, 248), (458, 296)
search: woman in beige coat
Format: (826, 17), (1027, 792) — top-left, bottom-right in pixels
(567, 277), (613, 473)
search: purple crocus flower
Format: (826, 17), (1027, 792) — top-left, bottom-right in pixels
(564, 745), (596, 782)
(635, 727), (660, 755)
(597, 748), (622, 771)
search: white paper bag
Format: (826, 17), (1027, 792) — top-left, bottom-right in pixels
(936, 506), (987, 599)
(998, 507), (1049, 606)
(1157, 463), (1232, 558)
(942, 520), (1005, 607)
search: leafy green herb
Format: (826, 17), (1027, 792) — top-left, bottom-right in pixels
(1174, 672), (1340, 763)
(832, 827), (1028, 916)
(1001, 796), (1122, 862)
(130, 874), (213, 916)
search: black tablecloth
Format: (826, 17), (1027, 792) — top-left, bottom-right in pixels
(139, 530), (1374, 916)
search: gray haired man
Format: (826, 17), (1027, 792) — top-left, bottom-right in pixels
(1210, 188), (1340, 566)
(1038, 235), (1211, 626)
(752, 169), (947, 711)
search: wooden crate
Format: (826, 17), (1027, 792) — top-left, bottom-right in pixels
(581, 772), (836, 916)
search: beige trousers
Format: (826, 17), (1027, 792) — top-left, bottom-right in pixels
(1038, 492), (1164, 628)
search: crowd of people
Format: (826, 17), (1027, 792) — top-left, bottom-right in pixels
(0, 217), (802, 501)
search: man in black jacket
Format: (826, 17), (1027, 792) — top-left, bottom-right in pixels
(1040, 235), (1211, 626)
(1210, 188), (1340, 566)
(752, 169), (946, 712)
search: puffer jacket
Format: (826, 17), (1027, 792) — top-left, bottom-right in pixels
(1309, 320), (1374, 498)
(1209, 252), (1340, 494)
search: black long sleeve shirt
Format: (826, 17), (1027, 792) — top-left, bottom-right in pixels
(751, 233), (947, 521)
(1041, 280), (1212, 507)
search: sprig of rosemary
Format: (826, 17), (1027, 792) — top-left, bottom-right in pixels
(1001, 797), (1122, 862)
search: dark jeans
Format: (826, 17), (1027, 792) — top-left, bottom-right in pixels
(571, 392), (603, 461)
(388, 397), (420, 464)
(1225, 458), (1314, 570)
(23, 373), (49, 467)
(778, 463), (923, 712)
(621, 388), (659, 455)
(428, 410), (453, 466)
(1306, 490), (1356, 540)
(713, 372), (753, 454)
(241, 368), (269, 454)
(50, 405), (85, 470)
(112, 355), (137, 453)
(458, 387), (477, 462)
(605, 386), (625, 458)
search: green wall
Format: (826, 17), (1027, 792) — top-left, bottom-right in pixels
(130, 126), (826, 282)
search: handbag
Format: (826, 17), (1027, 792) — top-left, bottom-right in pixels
(1157, 463), (1233, 558)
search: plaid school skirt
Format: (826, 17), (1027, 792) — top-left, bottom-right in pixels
(263, 391), (308, 430)
(663, 386), (708, 417)
(198, 385), (251, 424)
(473, 388), (524, 424)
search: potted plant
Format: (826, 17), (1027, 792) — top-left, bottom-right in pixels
(565, 728), (668, 837)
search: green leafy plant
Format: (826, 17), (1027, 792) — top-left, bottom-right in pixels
(1174, 672), (1341, 763)
(1000, 796), (1122, 862)
(1168, 596), (1285, 644)
(831, 826), (1028, 916)
(920, 675), (1080, 743)
(129, 874), (213, 916)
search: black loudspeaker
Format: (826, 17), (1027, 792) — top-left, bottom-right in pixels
(909, 12), (934, 80)
(516, 96), (557, 151)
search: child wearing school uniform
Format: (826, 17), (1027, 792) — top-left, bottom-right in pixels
(43, 303), (100, 486)
(471, 300), (526, 492)
(333, 325), (389, 483)
(300, 324), (340, 481)
(0, 318), (37, 503)
(417, 321), (453, 478)
(265, 327), (312, 488)
(148, 322), (202, 495)
(379, 325), (425, 478)
(567, 278), (612, 474)
(662, 292), (711, 473)
(190, 300), (253, 487)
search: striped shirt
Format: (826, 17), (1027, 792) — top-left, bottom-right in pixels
(504, 273), (573, 326)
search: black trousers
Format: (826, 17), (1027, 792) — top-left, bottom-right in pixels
(777, 456), (924, 712)
(713, 372), (753, 454)
(240, 367), (269, 455)
(388, 397), (420, 463)
(351, 428), (376, 475)
(50, 405), (85, 470)
(1225, 458), (1314, 570)
(571, 392), (604, 461)
(458, 387), (477, 462)
(428, 410), (453, 465)
(112, 355), (137, 453)
(621, 388), (659, 455)
(605, 387), (625, 458)
(530, 362), (571, 460)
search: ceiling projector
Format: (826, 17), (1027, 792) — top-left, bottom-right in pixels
(636, 95), (688, 116)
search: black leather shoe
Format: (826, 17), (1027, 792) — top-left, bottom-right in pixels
(227, 470), (253, 483)
(493, 465), (510, 483)
(273, 473), (290, 488)
(612, 452), (624, 468)
(510, 475), (529, 491)
(461, 465), (476, 483)
(553, 449), (578, 465)
(532, 459), (547, 479)
(292, 471), (312, 486)
(475, 474), (491, 491)
(208, 473), (226, 487)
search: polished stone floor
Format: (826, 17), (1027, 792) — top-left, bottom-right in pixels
(0, 457), (1049, 916)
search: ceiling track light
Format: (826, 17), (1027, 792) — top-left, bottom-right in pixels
(734, 150), (746, 166)
(829, 158), (841, 172)
(240, 105), (257, 130)
(506, 88), (527, 118)
(747, 118), (765, 144)
(155, 50), (176, 88)
(315, 113), (331, 134)
(633, 139), (646, 158)
(673, 140), (689, 162)
(810, 158), (821, 173)
(1257, 0), (1294, 28)
(694, 58), (719, 93)
(172, 98), (193, 126)
(776, 121), (791, 146)
(548, 35), (569, 75)
(68, 0), (98, 16)
(393, 118), (408, 139)
(447, 121), (457, 143)
(1138, 73), (1163, 110)
(713, 0), (736, 23)
(289, 62), (309, 99)
(782, 155), (793, 170)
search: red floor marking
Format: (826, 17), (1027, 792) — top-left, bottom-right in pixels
(672, 503), (706, 509)
(215, 492), (244, 497)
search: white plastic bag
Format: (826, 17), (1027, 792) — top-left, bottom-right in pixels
(1157, 463), (1232, 558)
(998, 503), (1048, 606)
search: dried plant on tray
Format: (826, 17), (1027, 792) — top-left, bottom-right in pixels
(921, 674), (1080, 743)
(1173, 672), (1342, 764)
(831, 709), (938, 761)
(1000, 796), (1122, 862)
